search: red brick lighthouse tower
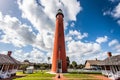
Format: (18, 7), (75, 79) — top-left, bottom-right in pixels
(51, 9), (67, 73)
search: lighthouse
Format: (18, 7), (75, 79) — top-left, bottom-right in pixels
(51, 9), (67, 73)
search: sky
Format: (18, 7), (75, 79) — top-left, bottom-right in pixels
(0, 0), (120, 64)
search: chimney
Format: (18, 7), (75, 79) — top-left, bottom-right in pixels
(107, 52), (112, 58)
(7, 51), (12, 57)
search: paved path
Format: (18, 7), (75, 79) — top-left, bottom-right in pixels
(90, 74), (110, 80)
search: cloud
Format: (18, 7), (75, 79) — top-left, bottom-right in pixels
(70, 22), (75, 27)
(109, 39), (120, 52)
(0, 12), (36, 47)
(67, 41), (101, 54)
(67, 40), (101, 63)
(13, 48), (48, 63)
(33, 30), (54, 51)
(108, 39), (119, 47)
(112, 3), (120, 18)
(17, 0), (82, 32)
(103, 2), (120, 25)
(0, 11), (53, 52)
(96, 36), (108, 44)
(66, 30), (88, 42)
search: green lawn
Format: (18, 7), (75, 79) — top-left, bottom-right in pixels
(13, 70), (102, 80)
(63, 71), (102, 80)
(63, 74), (101, 80)
(13, 70), (55, 80)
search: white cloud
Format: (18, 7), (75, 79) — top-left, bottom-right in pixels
(0, 11), (55, 52)
(18, 0), (54, 32)
(0, 12), (36, 47)
(111, 2), (120, 25)
(33, 30), (54, 51)
(70, 22), (75, 27)
(66, 30), (88, 41)
(108, 39), (119, 47)
(12, 48), (47, 63)
(103, 2), (120, 25)
(67, 41), (101, 54)
(112, 3), (120, 18)
(109, 39), (120, 53)
(96, 36), (108, 44)
(67, 40), (101, 63)
(17, 0), (82, 32)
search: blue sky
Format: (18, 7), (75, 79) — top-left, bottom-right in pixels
(0, 0), (120, 64)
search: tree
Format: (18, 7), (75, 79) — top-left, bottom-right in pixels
(47, 57), (51, 62)
(20, 64), (29, 74)
(72, 61), (77, 69)
(47, 57), (51, 69)
(66, 56), (70, 68)
(79, 64), (85, 69)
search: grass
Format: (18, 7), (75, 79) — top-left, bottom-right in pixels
(63, 73), (101, 80)
(63, 71), (102, 80)
(68, 71), (102, 74)
(13, 70), (102, 80)
(13, 70), (55, 80)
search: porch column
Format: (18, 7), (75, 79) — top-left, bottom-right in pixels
(111, 65), (115, 74)
(104, 65), (108, 75)
(12, 65), (14, 70)
(6, 65), (10, 72)
(16, 65), (19, 69)
(114, 65), (118, 72)
(110, 66), (113, 73)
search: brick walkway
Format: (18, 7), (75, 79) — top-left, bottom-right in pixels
(90, 74), (110, 80)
